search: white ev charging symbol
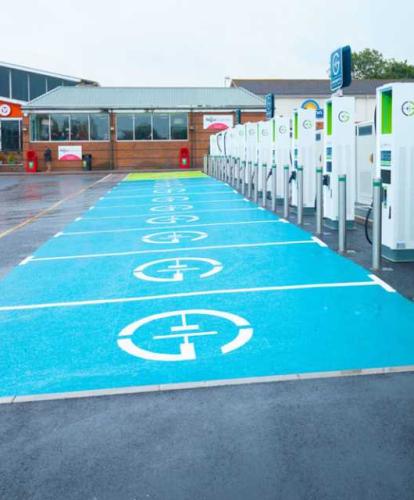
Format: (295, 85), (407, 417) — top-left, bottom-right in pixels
(332, 52), (341, 76)
(150, 204), (193, 212)
(133, 257), (223, 283)
(152, 196), (190, 203)
(117, 309), (253, 362)
(142, 231), (208, 244)
(146, 215), (199, 225)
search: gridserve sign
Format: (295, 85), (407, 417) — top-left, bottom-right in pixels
(330, 46), (352, 93)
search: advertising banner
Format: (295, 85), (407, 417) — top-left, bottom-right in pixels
(203, 115), (234, 131)
(58, 145), (82, 161)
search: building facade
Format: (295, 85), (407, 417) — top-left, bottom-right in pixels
(23, 86), (265, 170)
(0, 62), (97, 162)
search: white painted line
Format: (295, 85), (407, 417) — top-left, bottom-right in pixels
(75, 217), (82, 222)
(369, 274), (396, 293)
(54, 232), (63, 238)
(105, 190), (235, 200)
(28, 239), (316, 263)
(258, 207), (265, 211)
(0, 279), (379, 312)
(96, 173), (113, 183)
(19, 255), (33, 266)
(6, 364), (414, 404)
(278, 218), (289, 224)
(84, 207), (260, 220)
(312, 236), (328, 248)
(62, 219), (283, 236)
(96, 199), (246, 208)
(89, 206), (95, 210)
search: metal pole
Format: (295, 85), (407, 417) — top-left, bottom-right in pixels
(315, 167), (323, 235)
(297, 166), (304, 225)
(338, 174), (347, 253)
(271, 164), (277, 212)
(254, 164), (259, 203)
(261, 163), (267, 208)
(283, 165), (289, 219)
(235, 159), (240, 190)
(372, 177), (382, 271)
(203, 155), (208, 174)
(247, 162), (252, 198)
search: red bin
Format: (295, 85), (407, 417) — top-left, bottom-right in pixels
(25, 150), (38, 173)
(179, 147), (190, 169)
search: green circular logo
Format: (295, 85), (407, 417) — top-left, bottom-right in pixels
(279, 125), (287, 134)
(402, 101), (414, 117)
(303, 120), (312, 129)
(338, 111), (350, 123)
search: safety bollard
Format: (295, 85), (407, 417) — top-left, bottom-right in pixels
(254, 164), (259, 203)
(241, 162), (246, 195)
(203, 155), (208, 174)
(297, 166), (304, 225)
(271, 164), (277, 212)
(372, 178), (382, 271)
(338, 174), (347, 253)
(211, 157), (215, 177)
(283, 165), (290, 219)
(247, 162), (252, 198)
(261, 163), (267, 208)
(315, 167), (323, 235)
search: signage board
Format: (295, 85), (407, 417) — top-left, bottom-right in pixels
(203, 115), (234, 131)
(330, 46), (352, 92)
(265, 93), (275, 119)
(58, 145), (82, 161)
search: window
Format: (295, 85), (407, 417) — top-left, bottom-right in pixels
(47, 77), (63, 92)
(29, 73), (46, 100)
(51, 114), (69, 141)
(171, 113), (188, 140)
(70, 114), (89, 141)
(0, 66), (10, 98)
(11, 69), (28, 101)
(152, 114), (170, 140)
(115, 112), (188, 141)
(116, 115), (134, 140)
(135, 113), (152, 140)
(30, 115), (50, 141)
(90, 114), (109, 140)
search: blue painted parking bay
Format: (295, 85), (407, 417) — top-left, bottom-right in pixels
(1, 176), (414, 402)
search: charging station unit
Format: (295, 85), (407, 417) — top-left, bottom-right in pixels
(376, 82), (414, 261)
(291, 108), (317, 211)
(257, 120), (273, 200)
(322, 96), (356, 227)
(273, 115), (291, 199)
(246, 122), (258, 196)
(234, 123), (247, 187)
(209, 133), (220, 156)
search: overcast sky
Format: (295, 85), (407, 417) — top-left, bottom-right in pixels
(2, 0), (414, 86)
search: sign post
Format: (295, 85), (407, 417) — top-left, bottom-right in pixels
(265, 94), (275, 119)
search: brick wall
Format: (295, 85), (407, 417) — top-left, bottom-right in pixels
(23, 110), (265, 171)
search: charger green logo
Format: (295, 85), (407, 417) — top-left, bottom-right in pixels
(338, 111), (350, 123)
(402, 101), (414, 117)
(279, 125), (287, 134)
(303, 120), (312, 129)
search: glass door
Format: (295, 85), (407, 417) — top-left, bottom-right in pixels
(0, 120), (21, 151)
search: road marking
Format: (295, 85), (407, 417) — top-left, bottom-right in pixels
(61, 219), (283, 236)
(312, 236), (328, 248)
(369, 274), (396, 293)
(96, 199), (246, 209)
(0, 278), (381, 312)
(0, 175), (112, 240)
(105, 191), (235, 200)
(83, 207), (261, 220)
(27, 239), (317, 263)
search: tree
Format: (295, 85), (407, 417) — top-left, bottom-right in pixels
(352, 49), (414, 79)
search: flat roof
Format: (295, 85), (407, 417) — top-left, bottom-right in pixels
(230, 78), (414, 96)
(24, 86), (265, 110)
